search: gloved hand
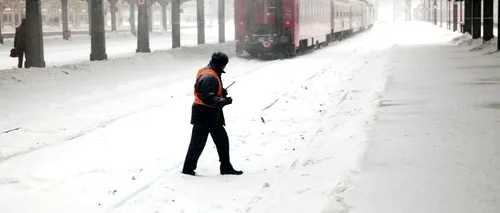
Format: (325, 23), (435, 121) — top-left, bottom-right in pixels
(224, 97), (233, 105)
(222, 88), (228, 97)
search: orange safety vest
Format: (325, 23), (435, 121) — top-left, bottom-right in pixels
(193, 68), (223, 108)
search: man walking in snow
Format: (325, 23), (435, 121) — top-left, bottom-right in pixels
(14, 19), (27, 68)
(182, 51), (243, 176)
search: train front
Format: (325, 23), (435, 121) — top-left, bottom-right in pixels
(234, 0), (294, 58)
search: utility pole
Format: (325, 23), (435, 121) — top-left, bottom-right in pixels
(0, 6), (3, 44)
(148, 2), (153, 32)
(482, 0), (493, 41)
(459, 1), (462, 29)
(90, 0), (108, 61)
(197, 0), (205, 44)
(218, 0), (225, 43)
(159, 0), (167, 30)
(452, 0), (457, 31)
(440, 0), (443, 27)
(425, 0), (428, 22)
(446, 1), (451, 30)
(109, 0), (119, 31)
(88, 0), (92, 35)
(0, 4), (3, 44)
(471, 0), (481, 39)
(25, 0), (45, 68)
(464, 0), (471, 34)
(61, 0), (70, 40)
(136, 0), (151, 52)
(128, 1), (137, 36)
(433, 0), (437, 24)
(172, 0), (180, 48)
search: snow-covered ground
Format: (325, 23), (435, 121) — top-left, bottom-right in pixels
(0, 19), (398, 212)
(342, 22), (500, 213)
(0, 21), (234, 70)
(2, 20), (496, 213)
(0, 20), (203, 34)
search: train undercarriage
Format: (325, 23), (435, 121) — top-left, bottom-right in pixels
(236, 34), (297, 59)
(235, 28), (368, 60)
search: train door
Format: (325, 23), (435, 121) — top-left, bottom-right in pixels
(272, 0), (284, 36)
(244, 0), (254, 33)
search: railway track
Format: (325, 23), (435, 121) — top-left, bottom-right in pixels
(0, 55), (288, 164)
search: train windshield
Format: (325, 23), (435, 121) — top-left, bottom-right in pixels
(268, 0), (276, 10)
(246, 0), (280, 35)
(251, 0), (277, 11)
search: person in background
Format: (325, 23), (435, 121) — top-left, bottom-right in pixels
(182, 52), (243, 176)
(14, 19), (27, 68)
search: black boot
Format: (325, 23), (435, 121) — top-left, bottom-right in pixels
(182, 169), (196, 176)
(220, 164), (243, 175)
(221, 169), (243, 175)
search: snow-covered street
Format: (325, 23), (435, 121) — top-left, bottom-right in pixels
(1, 20), (500, 213)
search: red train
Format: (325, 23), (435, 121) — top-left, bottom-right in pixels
(234, 0), (375, 58)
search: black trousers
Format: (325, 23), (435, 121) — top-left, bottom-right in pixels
(17, 51), (24, 68)
(182, 125), (232, 172)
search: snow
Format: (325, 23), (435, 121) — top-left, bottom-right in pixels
(343, 22), (500, 213)
(0, 21), (206, 34)
(452, 31), (499, 54)
(0, 20), (235, 70)
(2, 20), (497, 213)
(0, 19), (396, 212)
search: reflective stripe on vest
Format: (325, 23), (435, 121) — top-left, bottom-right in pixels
(193, 68), (223, 108)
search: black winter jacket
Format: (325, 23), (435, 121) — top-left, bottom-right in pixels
(14, 25), (26, 51)
(190, 64), (230, 127)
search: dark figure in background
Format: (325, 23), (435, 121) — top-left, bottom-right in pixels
(14, 19), (27, 68)
(182, 52), (243, 176)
